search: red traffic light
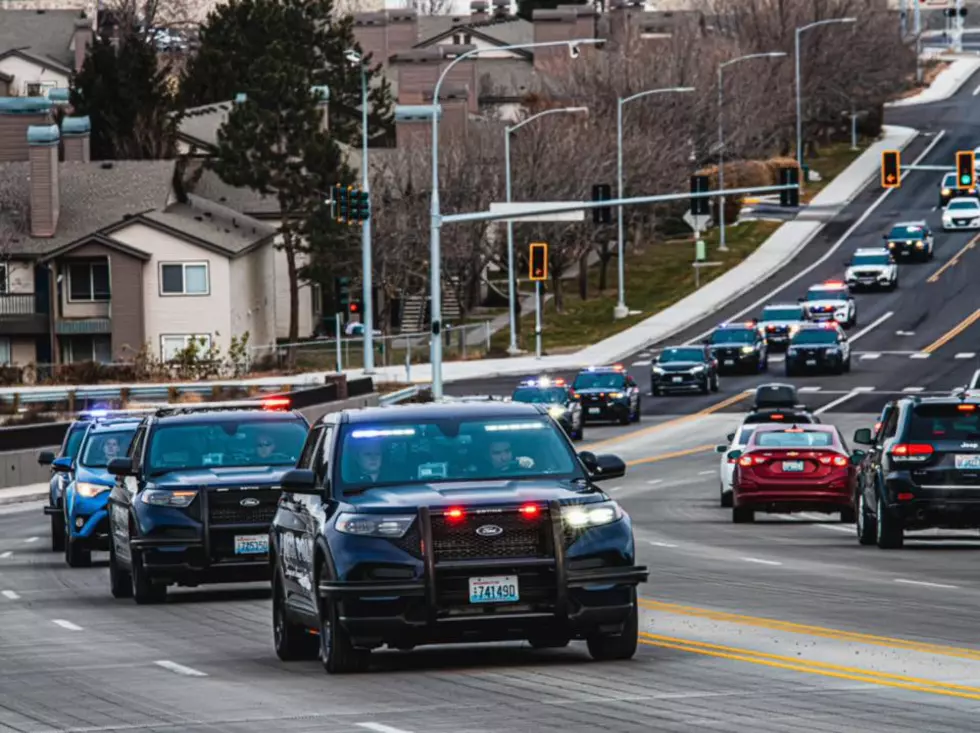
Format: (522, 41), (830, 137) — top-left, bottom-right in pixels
(349, 302), (360, 313)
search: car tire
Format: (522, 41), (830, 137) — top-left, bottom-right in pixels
(720, 485), (733, 508)
(318, 595), (370, 674)
(131, 549), (167, 604)
(618, 409), (630, 426)
(51, 512), (65, 552)
(732, 506), (754, 523)
(856, 493), (876, 546)
(108, 538), (133, 599)
(631, 400), (641, 423)
(64, 535), (91, 568)
(700, 380), (709, 395)
(273, 574), (319, 661)
(875, 496), (904, 549)
(586, 588), (638, 662)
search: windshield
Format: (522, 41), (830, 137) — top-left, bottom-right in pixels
(754, 430), (834, 448)
(64, 424), (88, 458)
(908, 405), (980, 441)
(760, 307), (803, 321)
(943, 174), (957, 188)
(145, 418), (307, 474)
(947, 201), (978, 211)
(710, 329), (755, 344)
(851, 254), (890, 266)
(791, 330), (838, 344)
(888, 225), (925, 238)
(79, 426), (138, 468)
(572, 372), (625, 390)
(659, 347), (705, 363)
(512, 387), (567, 404)
(336, 416), (583, 493)
(806, 289), (845, 302)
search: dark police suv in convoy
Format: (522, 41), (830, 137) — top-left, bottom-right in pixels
(569, 365), (641, 425)
(784, 322), (851, 376)
(853, 394), (980, 549)
(511, 376), (584, 441)
(650, 345), (719, 395)
(105, 398), (308, 603)
(707, 322), (769, 374)
(270, 401), (648, 673)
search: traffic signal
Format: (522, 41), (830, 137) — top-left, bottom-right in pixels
(880, 150), (900, 189)
(335, 276), (352, 312)
(349, 299), (361, 315)
(529, 242), (548, 281)
(779, 166), (799, 207)
(333, 184), (352, 224)
(957, 150), (975, 189)
(592, 184), (611, 225)
(690, 175), (710, 216)
(351, 188), (370, 222)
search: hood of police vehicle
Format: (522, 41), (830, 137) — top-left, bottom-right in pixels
(804, 298), (847, 310)
(150, 465), (291, 488)
(346, 479), (604, 512)
(654, 360), (708, 372)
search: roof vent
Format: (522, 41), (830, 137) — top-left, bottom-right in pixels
(101, 161), (113, 169)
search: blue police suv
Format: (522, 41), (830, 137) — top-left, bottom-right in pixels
(105, 398), (308, 604)
(270, 401), (648, 673)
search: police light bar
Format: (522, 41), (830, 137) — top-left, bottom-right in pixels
(154, 397), (293, 416)
(823, 280), (845, 286)
(79, 406), (166, 419)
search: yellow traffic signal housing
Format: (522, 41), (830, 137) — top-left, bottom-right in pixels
(957, 150), (976, 189)
(529, 242), (548, 281)
(880, 150), (900, 189)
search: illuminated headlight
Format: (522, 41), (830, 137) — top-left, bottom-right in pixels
(652, 366), (665, 374)
(608, 392), (624, 399)
(547, 405), (567, 418)
(942, 188), (951, 195)
(740, 345), (755, 354)
(75, 481), (110, 498)
(789, 325), (800, 335)
(788, 347), (799, 355)
(335, 513), (414, 538)
(141, 489), (197, 507)
(690, 365), (705, 373)
(562, 501), (623, 528)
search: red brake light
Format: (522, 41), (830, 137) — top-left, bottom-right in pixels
(832, 455), (848, 467)
(891, 444), (934, 459)
(445, 507), (465, 521)
(738, 454), (767, 467)
(261, 397), (291, 410)
(958, 404), (976, 412)
(738, 455), (753, 467)
(518, 504), (539, 517)
(770, 414), (784, 420)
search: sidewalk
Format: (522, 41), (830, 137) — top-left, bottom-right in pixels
(0, 483), (48, 506)
(886, 55), (980, 107)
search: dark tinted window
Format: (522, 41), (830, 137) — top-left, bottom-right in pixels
(907, 405), (980, 441)
(79, 426), (138, 468)
(755, 385), (797, 408)
(743, 412), (812, 425)
(710, 329), (755, 344)
(512, 387), (567, 404)
(806, 289), (846, 301)
(851, 254), (891, 266)
(792, 330), (838, 344)
(659, 347), (706, 362)
(888, 225), (927, 238)
(572, 372), (626, 389)
(64, 424), (88, 458)
(754, 430), (834, 448)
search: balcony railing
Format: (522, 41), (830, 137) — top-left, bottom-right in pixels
(0, 293), (38, 317)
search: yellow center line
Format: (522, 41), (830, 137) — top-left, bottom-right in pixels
(639, 635), (980, 701)
(626, 444), (715, 467)
(922, 308), (980, 354)
(639, 599), (980, 661)
(927, 234), (978, 284)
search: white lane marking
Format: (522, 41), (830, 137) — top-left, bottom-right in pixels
(698, 470), (715, 475)
(0, 551), (12, 559)
(24, 537), (38, 544)
(647, 479), (663, 485)
(2, 590), (20, 600)
(815, 387), (873, 415)
(860, 353), (881, 360)
(648, 540), (678, 548)
(894, 578), (959, 590)
(799, 386), (822, 392)
(903, 386), (925, 393)
(607, 486), (623, 492)
(973, 82), (980, 96)
(154, 660), (208, 677)
(357, 724), (415, 733)
(684, 132), (946, 344)
(813, 523), (853, 533)
(52, 619), (82, 631)
(638, 351), (652, 358)
(850, 311), (894, 344)
(632, 360), (652, 367)
(740, 557), (782, 566)
(854, 386), (876, 392)
(910, 353), (931, 359)
(769, 355), (785, 363)
(955, 352), (976, 359)
(896, 330), (915, 336)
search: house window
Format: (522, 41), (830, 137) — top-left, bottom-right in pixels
(161, 334), (212, 360)
(67, 261), (111, 302)
(60, 335), (112, 364)
(24, 81), (56, 97)
(160, 262), (210, 296)
(0, 337), (10, 365)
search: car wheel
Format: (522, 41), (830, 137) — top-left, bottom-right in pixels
(700, 380), (709, 395)
(50, 512), (65, 552)
(618, 408), (630, 426)
(875, 495), (904, 549)
(274, 573), (319, 661)
(720, 484), (733, 508)
(856, 493), (876, 546)
(318, 594), (370, 674)
(108, 538), (133, 599)
(572, 420), (584, 441)
(64, 535), (91, 568)
(732, 506), (754, 523)
(586, 587), (638, 661)
(131, 549), (167, 604)
(632, 400), (641, 423)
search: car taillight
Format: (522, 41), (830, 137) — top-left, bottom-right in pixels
(738, 455), (767, 467)
(890, 444), (934, 461)
(817, 454), (849, 467)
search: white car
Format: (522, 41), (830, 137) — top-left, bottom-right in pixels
(942, 197), (980, 231)
(799, 281), (857, 328)
(715, 424), (757, 507)
(844, 248), (898, 291)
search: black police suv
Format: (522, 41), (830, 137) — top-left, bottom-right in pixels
(105, 399), (309, 603)
(853, 395), (980, 549)
(569, 365), (641, 425)
(651, 345), (719, 395)
(707, 322), (769, 374)
(270, 401), (648, 673)
(785, 322), (851, 376)
(511, 377), (584, 441)
(883, 220), (934, 262)
(757, 303), (807, 350)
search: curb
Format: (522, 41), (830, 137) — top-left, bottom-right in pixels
(886, 56), (980, 107)
(0, 491), (46, 507)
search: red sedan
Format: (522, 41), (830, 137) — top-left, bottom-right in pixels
(730, 423), (858, 524)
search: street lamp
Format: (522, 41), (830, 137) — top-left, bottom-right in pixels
(428, 38), (602, 398)
(504, 106), (588, 354)
(795, 18), (856, 178)
(717, 51), (786, 252)
(614, 86), (694, 320)
(345, 47), (375, 373)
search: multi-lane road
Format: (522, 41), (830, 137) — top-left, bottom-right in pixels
(3, 76), (980, 733)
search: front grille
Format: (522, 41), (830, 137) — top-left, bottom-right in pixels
(853, 271), (879, 278)
(208, 488), (281, 525)
(431, 508), (552, 562)
(955, 219), (971, 225)
(386, 521), (422, 558)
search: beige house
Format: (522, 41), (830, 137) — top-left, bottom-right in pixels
(0, 9), (93, 98)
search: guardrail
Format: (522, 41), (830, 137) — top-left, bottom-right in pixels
(379, 385), (429, 406)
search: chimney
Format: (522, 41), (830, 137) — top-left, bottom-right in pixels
(73, 16), (93, 72)
(353, 12), (388, 68)
(0, 97), (53, 163)
(532, 8), (578, 71)
(387, 9), (418, 60)
(440, 45), (478, 113)
(558, 3), (597, 40)
(62, 115), (91, 162)
(425, 85), (468, 143)
(394, 104), (434, 149)
(27, 124), (60, 238)
(491, 0), (510, 18)
(311, 85), (329, 131)
(470, 0), (488, 22)
(393, 48), (444, 105)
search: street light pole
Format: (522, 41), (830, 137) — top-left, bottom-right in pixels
(614, 86), (694, 320)
(428, 38), (601, 398)
(717, 52), (786, 252)
(504, 106), (588, 354)
(795, 18), (856, 180)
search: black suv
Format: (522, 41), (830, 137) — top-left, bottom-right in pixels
(707, 323), (769, 374)
(651, 345), (719, 395)
(853, 395), (980, 548)
(105, 399), (309, 603)
(511, 377), (584, 441)
(785, 322), (852, 376)
(270, 401), (648, 673)
(569, 365), (641, 424)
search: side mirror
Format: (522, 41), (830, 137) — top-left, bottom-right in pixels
(726, 432), (735, 442)
(715, 444), (728, 453)
(797, 297), (804, 303)
(853, 428), (873, 446)
(727, 449), (743, 461)
(51, 457), (74, 473)
(579, 451), (626, 481)
(850, 450), (867, 465)
(38, 450), (55, 466)
(281, 468), (321, 494)
(107, 457), (134, 476)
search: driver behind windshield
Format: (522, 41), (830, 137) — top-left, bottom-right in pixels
(487, 438), (534, 473)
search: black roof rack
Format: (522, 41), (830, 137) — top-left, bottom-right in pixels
(153, 397), (293, 417)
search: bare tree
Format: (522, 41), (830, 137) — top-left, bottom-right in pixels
(401, 0), (455, 16)
(101, 0), (211, 31)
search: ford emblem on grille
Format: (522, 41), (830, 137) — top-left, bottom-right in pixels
(240, 497), (261, 508)
(476, 524), (503, 537)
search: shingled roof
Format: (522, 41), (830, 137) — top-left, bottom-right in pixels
(0, 9), (81, 68)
